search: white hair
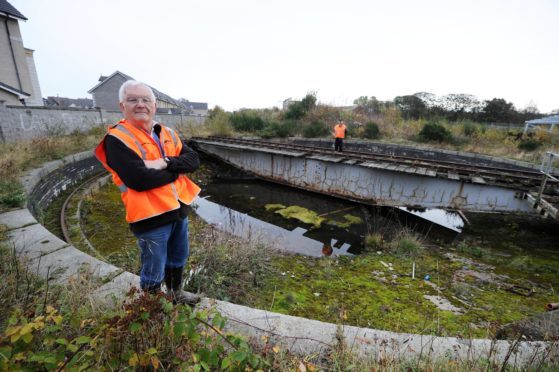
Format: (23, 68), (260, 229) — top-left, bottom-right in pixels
(118, 80), (156, 102)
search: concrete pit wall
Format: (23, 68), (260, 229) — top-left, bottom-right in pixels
(0, 151), (555, 368)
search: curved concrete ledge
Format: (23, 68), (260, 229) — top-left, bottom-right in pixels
(0, 149), (555, 367)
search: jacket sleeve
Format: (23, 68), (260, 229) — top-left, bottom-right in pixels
(105, 135), (178, 192)
(166, 141), (200, 173)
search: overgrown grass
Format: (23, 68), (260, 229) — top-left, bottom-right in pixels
(0, 229), (271, 370)
(2, 232), (556, 370)
(0, 125), (106, 213)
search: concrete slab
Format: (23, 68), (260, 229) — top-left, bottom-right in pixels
(6, 224), (68, 260)
(90, 271), (140, 306)
(27, 246), (120, 285)
(0, 208), (37, 230)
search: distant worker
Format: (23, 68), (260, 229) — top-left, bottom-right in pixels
(333, 119), (347, 152)
(94, 80), (201, 305)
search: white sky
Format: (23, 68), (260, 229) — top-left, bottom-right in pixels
(10, 0), (559, 113)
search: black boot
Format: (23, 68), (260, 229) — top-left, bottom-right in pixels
(142, 283), (161, 295)
(164, 266), (200, 305)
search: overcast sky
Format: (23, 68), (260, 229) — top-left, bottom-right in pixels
(10, 0), (559, 113)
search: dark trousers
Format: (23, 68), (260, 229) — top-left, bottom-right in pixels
(334, 138), (344, 152)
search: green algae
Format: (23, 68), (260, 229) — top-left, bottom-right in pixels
(264, 203), (286, 212)
(326, 214), (364, 228)
(274, 205), (325, 229)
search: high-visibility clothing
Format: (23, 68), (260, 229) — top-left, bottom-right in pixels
(94, 119), (201, 224)
(334, 124), (347, 138)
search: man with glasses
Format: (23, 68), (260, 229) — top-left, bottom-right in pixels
(95, 80), (201, 305)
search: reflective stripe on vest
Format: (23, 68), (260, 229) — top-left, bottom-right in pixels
(94, 119), (201, 223)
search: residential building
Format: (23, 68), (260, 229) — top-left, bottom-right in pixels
(0, 0), (43, 106)
(43, 96), (94, 109)
(88, 71), (207, 115)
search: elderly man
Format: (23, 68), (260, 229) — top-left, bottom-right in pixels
(95, 80), (201, 304)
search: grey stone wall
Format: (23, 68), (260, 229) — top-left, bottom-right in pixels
(0, 103), (204, 142)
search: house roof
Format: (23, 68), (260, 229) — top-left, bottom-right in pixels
(525, 115), (559, 125)
(180, 100), (208, 110)
(0, 0), (27, 20)
(45, 96), (94, 108)
(88, 70), (185, 108)
(0, 81), (30, 98)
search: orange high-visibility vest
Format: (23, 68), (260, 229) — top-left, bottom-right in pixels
(94, 119), (201, 224)
(334, 124), (346, 139)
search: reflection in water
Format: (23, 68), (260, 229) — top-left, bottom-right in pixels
(399, 207), (464, 232)
(191, 172), (464, 256)
(193, 197), (347, 257)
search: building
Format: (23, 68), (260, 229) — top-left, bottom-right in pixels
(43, 96), (94, 109)
(177, 98), (208, 116)
(0, 0), (43, 106)
(88, 71), (207, 115)
(282, 97), (299, 111)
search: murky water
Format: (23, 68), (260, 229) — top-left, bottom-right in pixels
(192, 159), (463, 257)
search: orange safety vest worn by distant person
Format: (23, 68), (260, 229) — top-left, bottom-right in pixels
(334, 123), (346, 138)
(94, 119), (201, 224)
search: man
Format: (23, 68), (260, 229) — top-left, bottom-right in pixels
(94, 80), (201, 304)
(333, 119), (347, 152)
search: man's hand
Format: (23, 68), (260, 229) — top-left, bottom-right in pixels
(144, 158), (168, 170)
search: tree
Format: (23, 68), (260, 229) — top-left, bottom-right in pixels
(353, 96), (381, 115)
(301, 92), (317, 112)
(478, 98), (516, 123)
(284, 102), (306, 120)
(522, 100), (539, 115)
(394, 95), (427, 119)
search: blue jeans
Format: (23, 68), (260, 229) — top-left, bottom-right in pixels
(133, 218), (190, 289)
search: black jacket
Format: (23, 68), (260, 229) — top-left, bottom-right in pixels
(104, 124), (200, 233)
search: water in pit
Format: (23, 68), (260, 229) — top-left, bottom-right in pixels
(195, 178), (463, 257)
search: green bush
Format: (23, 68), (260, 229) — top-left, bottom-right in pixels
(259, 120), (297, 138)
(363, 122), (380, 139)
(418, 122), (453, 142)
(230, 111), (265, 132)
(284, 102), (306, 120)
(462, 122), (479, 137)
(205, 109), (232, 136)
(518, 138), (542, 151)
(302, 121), (329, 138)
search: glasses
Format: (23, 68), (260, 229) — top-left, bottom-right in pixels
(125, 96), (153, 105)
